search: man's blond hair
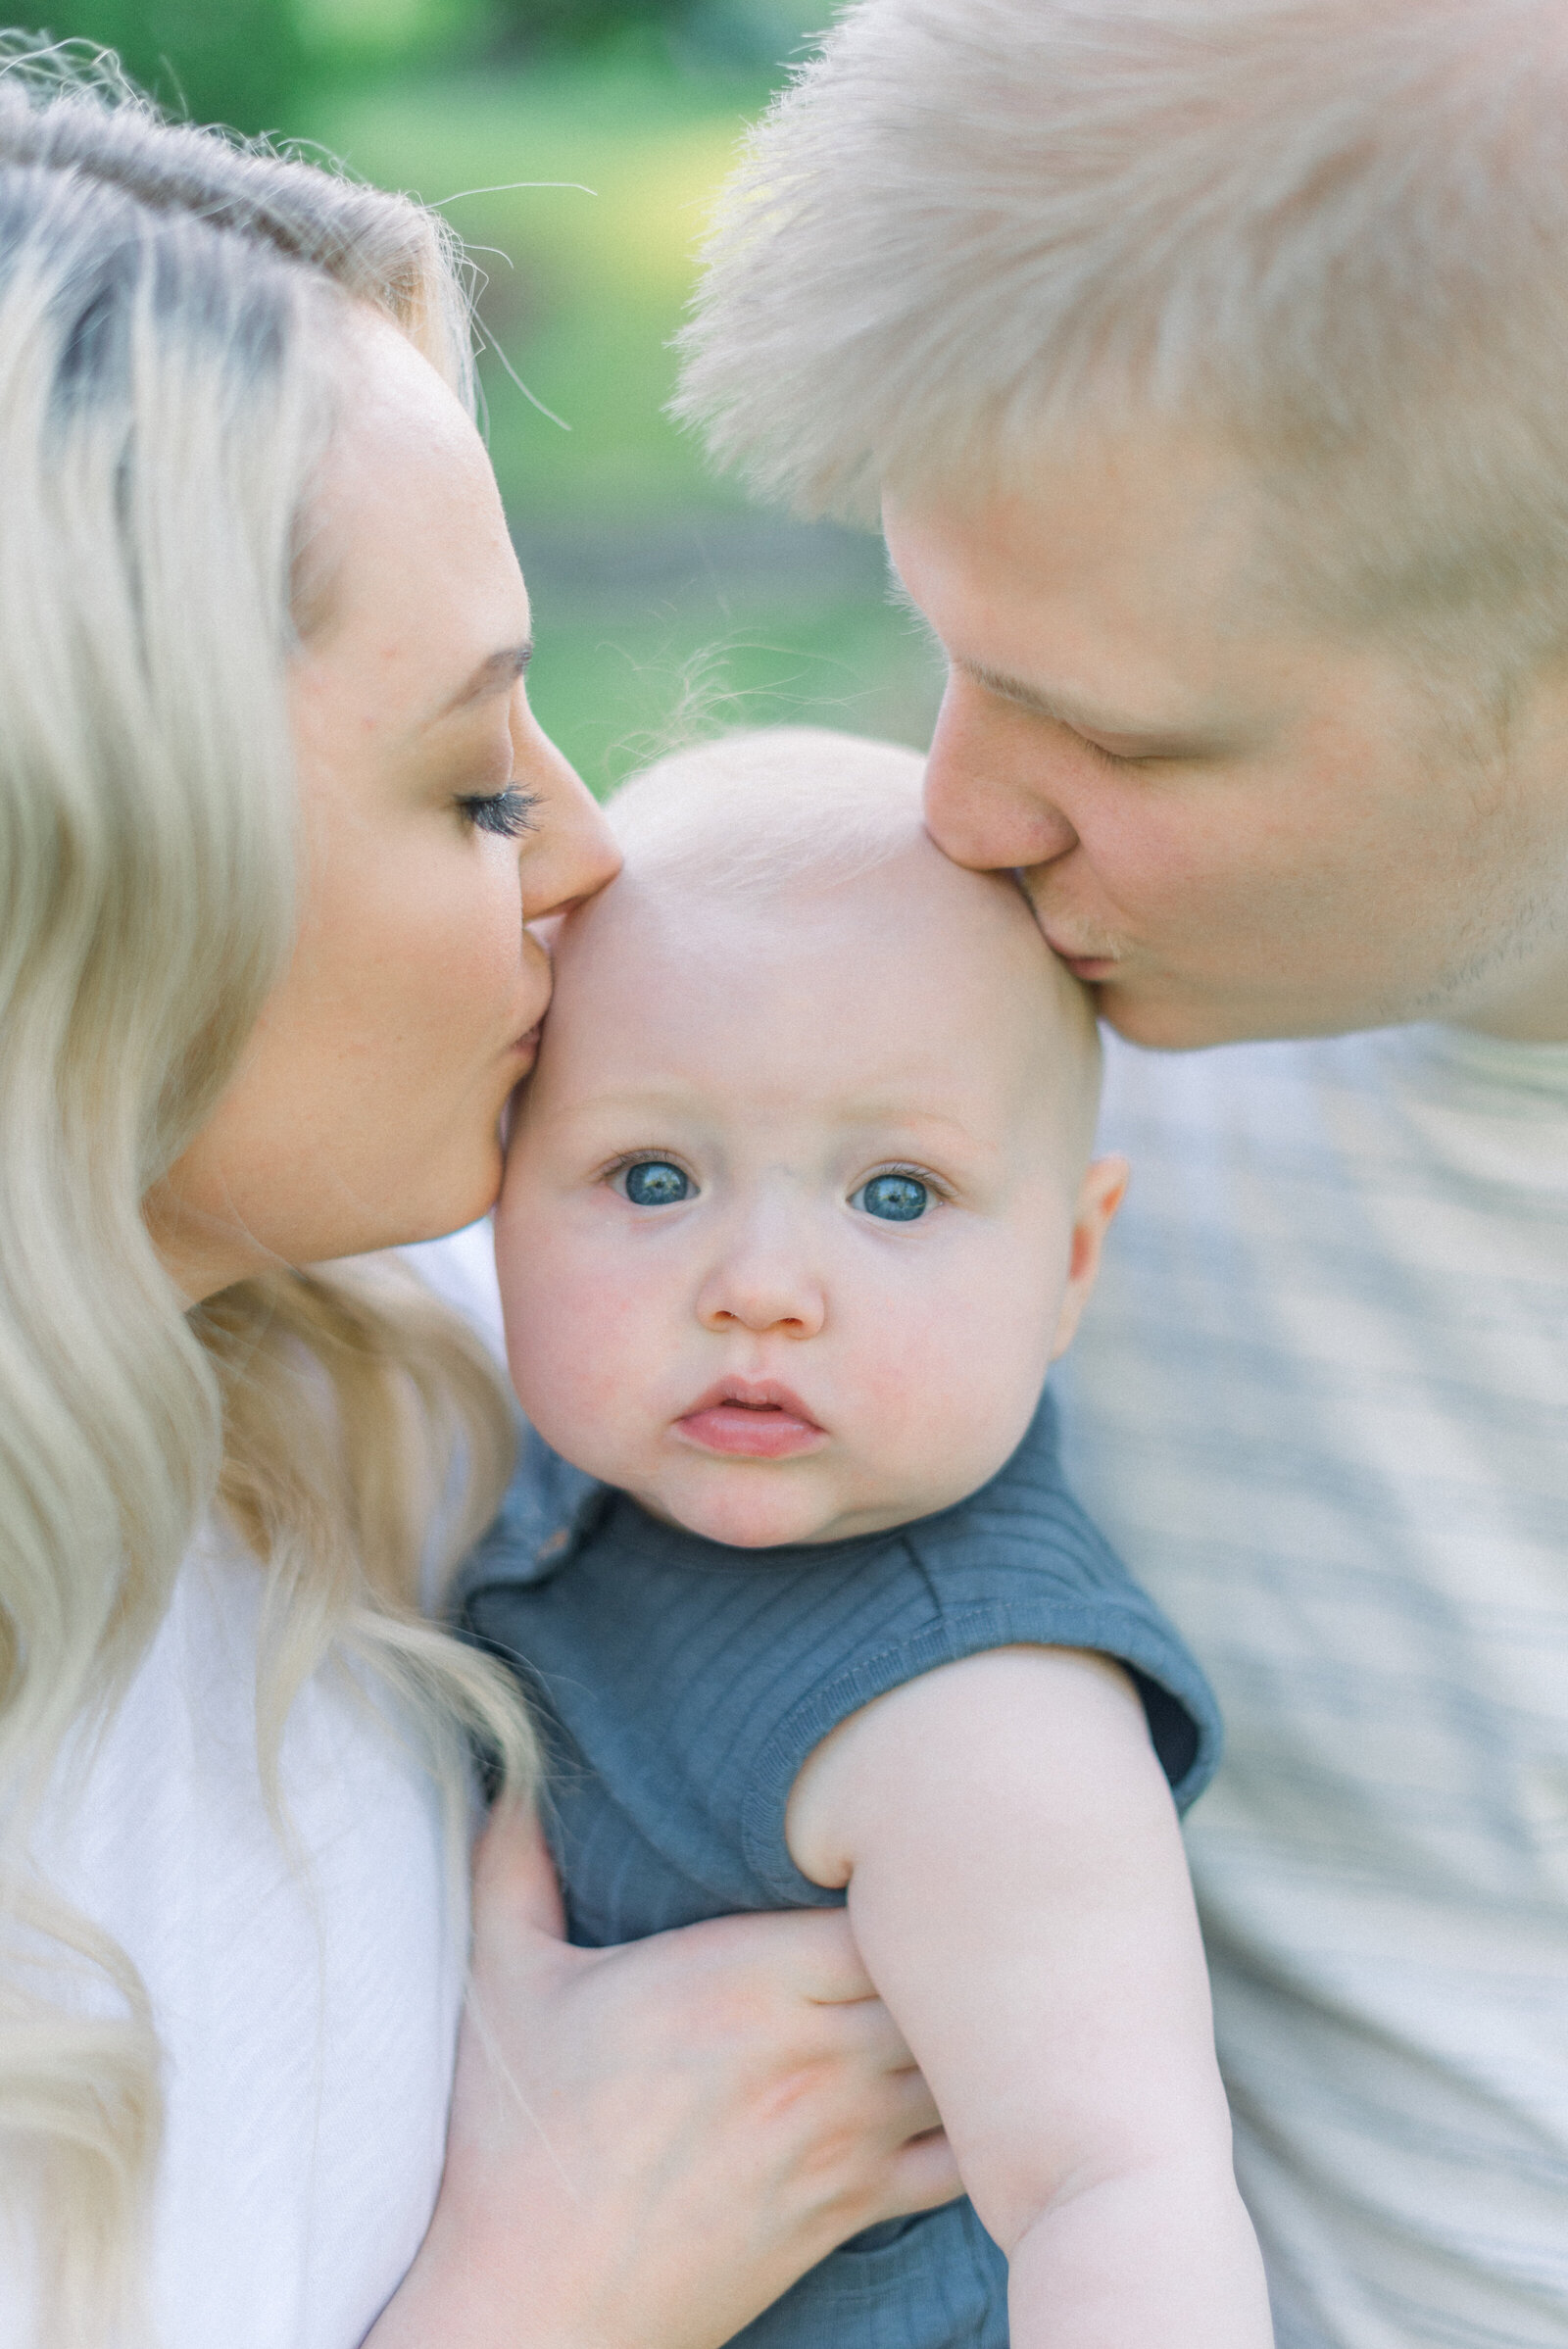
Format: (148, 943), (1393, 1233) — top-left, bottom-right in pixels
(678, 0), (1568, 667)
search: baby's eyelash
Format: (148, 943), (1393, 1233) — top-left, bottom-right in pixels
(860, 1160), (956, 1201)
(458, 785), (542, 838)
(600, 1150), (700, 1207)
(599, 1149), (697, 1182)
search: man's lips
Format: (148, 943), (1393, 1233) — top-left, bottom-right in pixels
(672, 1379), (826, 1461)
(1035, 925), (1119, 980)
(1015, 885), (1121, 980)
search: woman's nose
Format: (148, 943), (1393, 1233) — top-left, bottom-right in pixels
(696, 1239), (826, 1339)
(514, 699), (622, 920)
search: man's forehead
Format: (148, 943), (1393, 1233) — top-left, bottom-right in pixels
(886, 419), (1260, 589)
(883, 440), (1290, 730)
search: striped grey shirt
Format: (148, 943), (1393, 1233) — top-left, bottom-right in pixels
(1059, 1023), (1568, 2349)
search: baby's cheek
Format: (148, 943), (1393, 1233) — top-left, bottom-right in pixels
(856, 1262), (1050, 1483)
(501, 1233), (665, 1467)
(495, 1217), (588, 1398)
(841, 1307), (971, 1470)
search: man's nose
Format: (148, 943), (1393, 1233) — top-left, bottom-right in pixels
(923, 671), (1081, 873)
(696, 1223), (826, 1340)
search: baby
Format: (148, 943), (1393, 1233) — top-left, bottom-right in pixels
(463, 730), (1271, 2349)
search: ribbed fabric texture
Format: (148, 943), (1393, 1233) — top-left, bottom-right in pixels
(462, 1390), (1220, 2349)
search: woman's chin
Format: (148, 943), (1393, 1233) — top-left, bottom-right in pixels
(376, 1144), (505, 1255)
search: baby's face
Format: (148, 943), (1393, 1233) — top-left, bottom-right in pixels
(496, 834), (1106, 1547)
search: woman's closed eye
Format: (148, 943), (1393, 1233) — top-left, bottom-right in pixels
(612, 1157), (696, 1207)
(457, 784), (542, 838)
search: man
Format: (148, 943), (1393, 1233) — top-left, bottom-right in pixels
(677, 3), (1568, 2343)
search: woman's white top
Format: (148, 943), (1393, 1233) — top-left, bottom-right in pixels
(8, 1528), (468, 2348)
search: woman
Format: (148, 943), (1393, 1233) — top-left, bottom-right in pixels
(0, 48), (956, 2348)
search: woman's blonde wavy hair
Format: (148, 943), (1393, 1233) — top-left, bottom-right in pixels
(0, 43), (535, 2341)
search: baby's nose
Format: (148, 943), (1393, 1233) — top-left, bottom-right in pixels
(696, 1248), (826, 1340)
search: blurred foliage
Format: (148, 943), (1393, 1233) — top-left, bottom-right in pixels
(492, 0), (695, 54)
(324, 57), (756, 520)
(315, 48), (941, 790)
(32, 0), (307, 132)
(12, 1), (939, 786)
(26, 0), (818, 130)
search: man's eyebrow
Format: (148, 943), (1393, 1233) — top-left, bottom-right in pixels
(437, 639), (534, 718)
(956, 656), (1171, 742)
(884, 570), (1193, 745)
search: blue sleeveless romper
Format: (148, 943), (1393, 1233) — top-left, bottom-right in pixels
(460, 1391), (1221, 2349)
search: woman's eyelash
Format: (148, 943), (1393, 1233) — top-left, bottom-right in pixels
(458, 785), (542, 838)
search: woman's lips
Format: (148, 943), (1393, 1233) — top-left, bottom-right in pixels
(673, 1380), (826, 1461)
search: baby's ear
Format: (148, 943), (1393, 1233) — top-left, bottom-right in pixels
(1048, 1155), (1130, 1362)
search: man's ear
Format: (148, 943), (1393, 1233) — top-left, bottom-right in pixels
(1048, 1155), (1130, 1362)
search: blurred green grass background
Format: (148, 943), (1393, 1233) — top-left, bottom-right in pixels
(26, 1), (944, 791)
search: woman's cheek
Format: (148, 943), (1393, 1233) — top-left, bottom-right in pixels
(440, 891), (529, 1034)
(393, 837), (527, 1036)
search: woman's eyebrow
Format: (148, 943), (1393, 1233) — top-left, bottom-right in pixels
(437, 639), (534, 718)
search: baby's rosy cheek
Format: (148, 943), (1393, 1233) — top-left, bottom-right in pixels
(566, 1278), (663, 1415)
(844, 1347), (940, 1444)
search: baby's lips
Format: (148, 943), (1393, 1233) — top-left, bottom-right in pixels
(673, 1402), (827, 1461)
(672, 1379), (828, 1461)
(681, 1374), (823, 1424)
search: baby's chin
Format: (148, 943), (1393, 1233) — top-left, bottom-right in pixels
(634, 1467), (896, 1551)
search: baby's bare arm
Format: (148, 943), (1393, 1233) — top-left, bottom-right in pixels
(785, 1646), (1274, 2349)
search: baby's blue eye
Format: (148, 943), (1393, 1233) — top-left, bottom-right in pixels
(854, 1173), (931, 1222)
(621, 1159), (692, 1207)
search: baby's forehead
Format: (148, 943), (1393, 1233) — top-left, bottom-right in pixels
(583, 825), (1038, 989)
(544, 729), (1098, 1126)
(551, 834), (1097, 1139)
